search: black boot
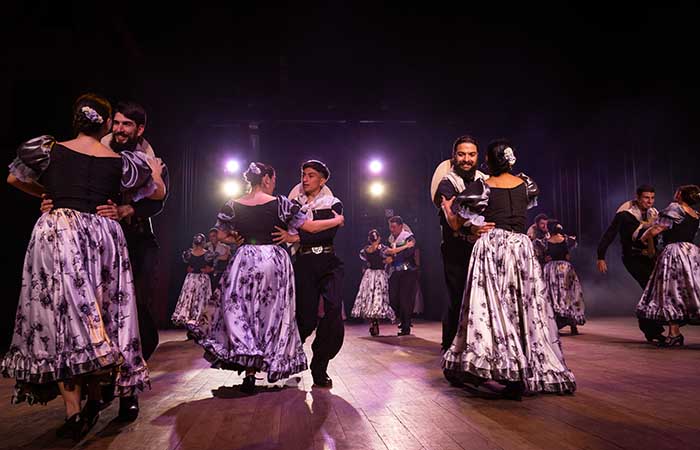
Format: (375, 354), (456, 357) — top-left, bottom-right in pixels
(81, 399), (100, 430)
(312, 373), (333, 388)
(311, 358), (333, 388)
(117, 396), (139, 422)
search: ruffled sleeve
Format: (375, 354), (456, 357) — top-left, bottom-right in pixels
(359, 246), (368, 262)
(516, 172), (539, 210)
(214, 200), (236, 234)
(655, 202), (686, 229)
(182, 249), (193, 264)
(565, 235), (578, 250)
(120, 151), (161, 202)
(8, 135), (55, 182)
(277, 195), (306, 234)
(454, 178), (491, 226)
(533, 238), (547, 260)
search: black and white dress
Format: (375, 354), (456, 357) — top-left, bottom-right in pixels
(1, 136), (154, 404)
(190, 197), (309, 382)
(537, 237), (586, 327)
(171, 250), (216, 328)
(350, 245), (395, 321)
(442, 177), (576, 394)
(636, 202), (700, 324)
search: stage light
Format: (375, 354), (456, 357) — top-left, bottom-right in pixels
(222, 180), (242, 197)
(225, 159), (241, 174)
(369, 181), (385, 198)
(368, 159), (383, 174)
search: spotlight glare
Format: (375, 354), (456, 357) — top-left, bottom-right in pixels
(368, 159), (383, 174)
(369, 181), (385, 198)
(222, 180), (242, 197)
(225, 160), (240, 174)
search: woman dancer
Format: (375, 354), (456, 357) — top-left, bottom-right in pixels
(190, 162), (344, 393)
(351, 229), (395, 336)
(537, 220), (585, 335)
(2, 93), (165, 439)
(636, 185), (700, 346)
(172, 233), (215, 334)
(442, 139), (576, 400)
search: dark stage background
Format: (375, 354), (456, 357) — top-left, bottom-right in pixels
(2, 4), (698, 350)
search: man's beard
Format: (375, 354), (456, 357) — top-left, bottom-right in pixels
(110, 134), (138, 153)
(452, 160), (476, 181)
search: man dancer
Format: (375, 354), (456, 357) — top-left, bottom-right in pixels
(527, 213), (550, 265)
(205, 226), (232, 290)
(41, 101), (168, 420)
(274, 160), (344, 388)
(386, 216), (418, 336)
(431, 135), (492, 386)
(431, 136), (491, 350)
(597, 184), (663, 343)
(527, 213), (550, 240)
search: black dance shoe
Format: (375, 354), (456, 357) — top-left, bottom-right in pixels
(397, 329), (410, 336)
(56, 413), (89, 441)
(665, 334), (685, 347)
(443, 369), (464, 387)
(241, 374), (257, 394)
(117, 395), (139, 422)
(501, 381), (525, 401)
(369, 320), (380, 336)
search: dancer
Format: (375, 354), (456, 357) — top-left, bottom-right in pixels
(192, 162), (343, 393)
(430, 136), (491, 352)
(597, 185), (664, 343)
(386, 216), (418, 336)
(275, 160), (345, 388)
(351, 229), (395, 336)
(442, 139), (576, 400)
(636, 185), (700, 346)
(2, 93), (164, 439)
(40, 100), (168, 420)
(171, 233), (215, 333)
(537, 220), (585, 335)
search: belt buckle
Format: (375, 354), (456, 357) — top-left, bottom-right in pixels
(312, 246), (323, 255)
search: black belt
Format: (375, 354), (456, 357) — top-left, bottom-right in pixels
(299, 245), (334, 255)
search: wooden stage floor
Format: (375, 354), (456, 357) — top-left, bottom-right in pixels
(1, 318), (699, 450)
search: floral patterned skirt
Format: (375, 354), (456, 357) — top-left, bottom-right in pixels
(172, 273), (212, 328)
(190, 244), (307, 382)
(442, 228), (576, 394)
(636, 242), (700, 324)
(351, 269), (395, 320)
(543, 260), (586, 326)
(0, 209), (150, 405)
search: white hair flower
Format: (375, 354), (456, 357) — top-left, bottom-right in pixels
(503, 147), (516, 166)
(248, 162), (261, 175)
(80, 106), (104, 124)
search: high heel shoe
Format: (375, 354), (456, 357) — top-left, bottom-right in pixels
(369, 320), (379, 336)
(666, 334), (684, 347)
